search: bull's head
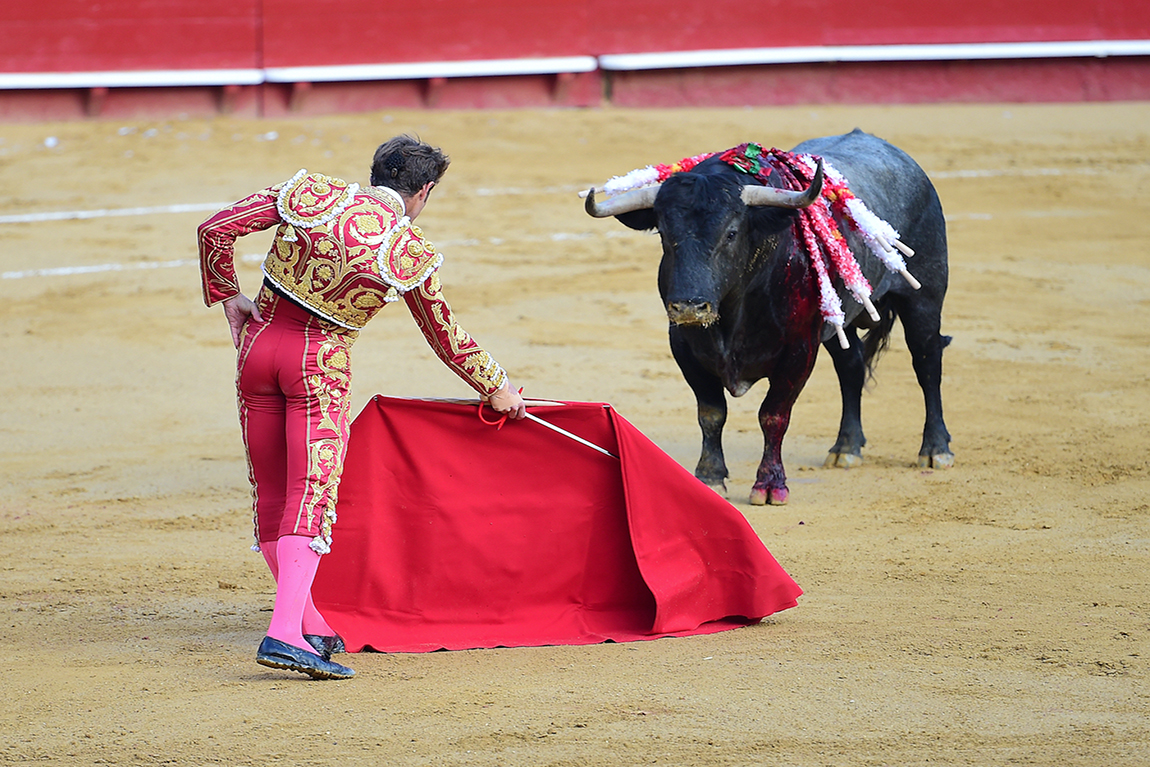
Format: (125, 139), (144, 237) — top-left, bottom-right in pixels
(584, 159), (824, 327)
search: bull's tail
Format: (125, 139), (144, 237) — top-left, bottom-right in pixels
(861, 302), (953, 382)
(861, 302), (897, 382)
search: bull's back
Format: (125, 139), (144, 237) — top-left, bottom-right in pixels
(793, 129), (923, 177)
(792, 129), (947, 292)
(793, 129), (936, 226)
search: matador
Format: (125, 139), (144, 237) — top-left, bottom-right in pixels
(198, 135), (526, 680)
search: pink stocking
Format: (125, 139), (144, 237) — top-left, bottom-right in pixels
(302, 595), (334, 637)
(265, 535), (321, 651)
(261, 540), (334, 637)
(261, 544), (279, 579)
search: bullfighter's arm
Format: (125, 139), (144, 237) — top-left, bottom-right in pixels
(403, 268), (509, 397)
(197, 187), (282, 306)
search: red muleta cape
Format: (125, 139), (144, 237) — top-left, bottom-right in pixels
(312, 397), (802, 652)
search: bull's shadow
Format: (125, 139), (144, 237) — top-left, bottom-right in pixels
(584, 129), (952, 505)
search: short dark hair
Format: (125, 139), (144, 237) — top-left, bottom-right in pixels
(369, 135), (450, 196)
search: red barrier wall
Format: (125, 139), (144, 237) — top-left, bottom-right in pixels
(4, 0), (1147, 74)
(585, 0), (1150, 51)
(260, 1), (593, 67)
(0, 1), (259, 72)
(1, 0), (1147, 119)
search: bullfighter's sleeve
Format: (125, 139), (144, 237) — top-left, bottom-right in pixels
(404, 268), (509, 397)
(197, 187), (282, 306)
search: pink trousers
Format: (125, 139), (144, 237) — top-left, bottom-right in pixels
(236, 286), (358, 553)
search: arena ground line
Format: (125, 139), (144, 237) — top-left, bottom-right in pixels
(0, 202), (232, 224)
(2, 230), (647, 280)
(0, 168), (1105, 226)
(2, 206), (1022, 282)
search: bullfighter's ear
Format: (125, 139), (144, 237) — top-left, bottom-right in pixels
(615, 209), (659, 232)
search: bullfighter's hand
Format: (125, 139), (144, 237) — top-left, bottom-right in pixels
(488, 383), (526, 420)
(222, 293), (263, 349)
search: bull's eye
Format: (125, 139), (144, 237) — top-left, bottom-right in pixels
(726, 229), (738, 242)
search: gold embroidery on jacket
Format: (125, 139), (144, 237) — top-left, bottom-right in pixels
(410, 273), (507, 394)
(263, 176), (439, 329)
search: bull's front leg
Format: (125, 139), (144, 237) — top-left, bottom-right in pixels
(670, 329), (730, 496)
(751, 341), (820, 506)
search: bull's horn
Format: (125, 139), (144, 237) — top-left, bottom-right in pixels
(584, 185), (660, 218)
(740, 158), (825, 209)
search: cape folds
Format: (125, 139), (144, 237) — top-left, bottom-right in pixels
(312, 397), (802, 652)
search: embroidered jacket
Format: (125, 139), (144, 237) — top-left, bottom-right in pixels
(198, 170), (507, 396)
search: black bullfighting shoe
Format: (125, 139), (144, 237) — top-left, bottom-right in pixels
(256, 636), (355, 680)
(303, 633), (346, 660)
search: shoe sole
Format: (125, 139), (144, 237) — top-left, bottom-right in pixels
(257, 653), (354, 680)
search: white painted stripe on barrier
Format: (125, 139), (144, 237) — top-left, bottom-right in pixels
(265, 56), (598, 83)
(0, 56), (596, 90)
(598, 39), (1150, 71)
(0, 69), (263, 90)
(5, 40), (1145, 91)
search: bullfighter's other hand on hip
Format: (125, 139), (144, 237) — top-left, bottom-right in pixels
(222, 293), (263, 348)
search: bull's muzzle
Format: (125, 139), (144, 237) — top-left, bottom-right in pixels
(666, 301), (719, 327)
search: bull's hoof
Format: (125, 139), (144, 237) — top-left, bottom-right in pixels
(824, 451), (863, 469)
(749, 486), (788, 506)
(918, 451), (955, 469)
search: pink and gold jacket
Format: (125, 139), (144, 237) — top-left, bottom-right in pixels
(198, 169), (507, 396)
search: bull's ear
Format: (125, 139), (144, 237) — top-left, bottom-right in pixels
(615, 209), (658, 232)
(748, 206), (799, 236)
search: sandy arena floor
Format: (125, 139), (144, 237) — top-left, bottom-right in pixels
(1, 102), (1148, 765)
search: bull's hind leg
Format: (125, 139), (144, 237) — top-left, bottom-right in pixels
(670, 331), (730, 496)
(823, 325), (866, 468)
(896, 297), (954, 468)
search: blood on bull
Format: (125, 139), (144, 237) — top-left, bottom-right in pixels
(583, 129), (953, 505)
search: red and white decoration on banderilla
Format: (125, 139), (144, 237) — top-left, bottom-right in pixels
(599, 144), (919, 349)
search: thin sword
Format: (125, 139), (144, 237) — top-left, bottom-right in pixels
(413, 396), (619, 459)
(524, 412), (617, 459)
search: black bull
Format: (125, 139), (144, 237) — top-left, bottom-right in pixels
(584, 129), (953, 505)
